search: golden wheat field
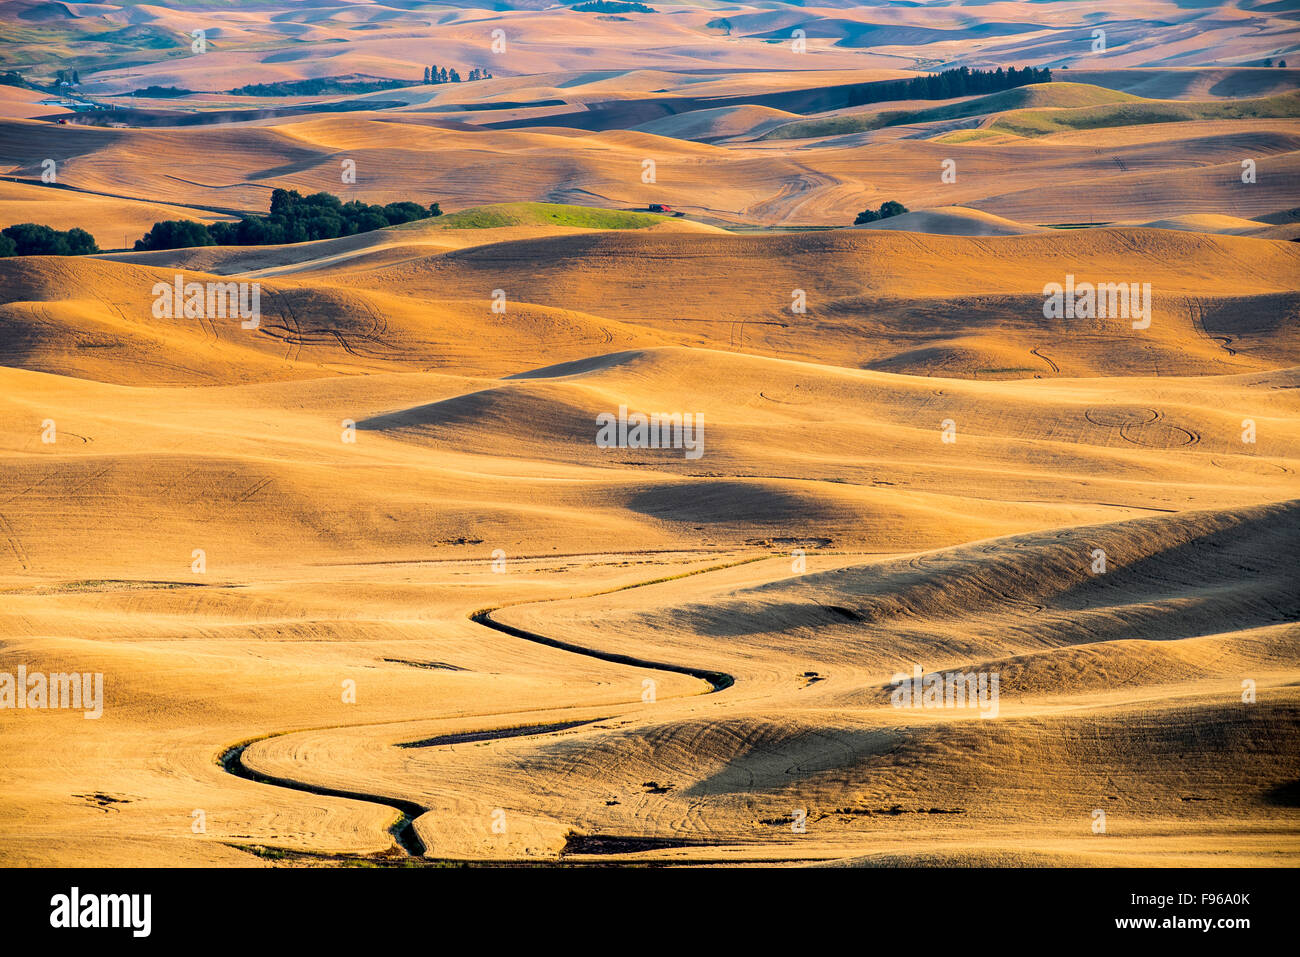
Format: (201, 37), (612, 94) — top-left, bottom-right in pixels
(0, 0), (1297, 884)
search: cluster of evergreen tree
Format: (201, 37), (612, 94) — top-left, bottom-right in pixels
(0, 223), (98, 257)
(1, 69), (83, 93)
(848, 66), (1051, 108)
(134, 189), (442, 251)
(854, 200), (908, 226)
(573, 1), (657, 12)
(227, 77), (407, 96)
(133, 85), (193, 97)
(424, 66), (493, 84)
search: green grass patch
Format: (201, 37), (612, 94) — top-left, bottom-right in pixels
(759, 83), (1141, 141)
(989, 91), (1300, 137)
(428, 202), (673, 230)
(930, 128), (1009, 144)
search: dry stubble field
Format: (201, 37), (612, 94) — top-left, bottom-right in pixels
(0, 0), (1297, 868)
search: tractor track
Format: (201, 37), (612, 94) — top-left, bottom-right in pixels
(215, 556), (751, 858)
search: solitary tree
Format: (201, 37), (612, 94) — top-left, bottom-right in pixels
(854, 200), (908, 225)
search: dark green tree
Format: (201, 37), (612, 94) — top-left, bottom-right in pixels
(135, 190), (445, 250)
(854, 200), (908, 225)
(2, 223), (99, 255)
(133, 219), (213, 251)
